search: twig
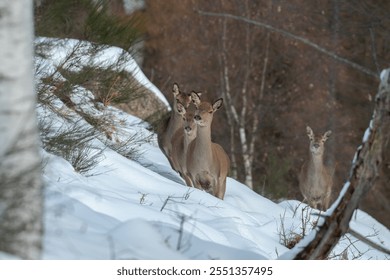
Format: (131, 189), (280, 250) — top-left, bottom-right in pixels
(160, 196), (171, 212)
(369, 27), (380, 75)
(348, 228), (390, 255)
(176, 215), (187, 251)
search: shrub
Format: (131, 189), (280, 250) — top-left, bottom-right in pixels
(34, 0), (143, 51)
(39, 118), (105, 176)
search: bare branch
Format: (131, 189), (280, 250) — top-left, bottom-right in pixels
(220, 18), (239, 124)
(240, 3), (252, 124)
(248, 32), (269, 164)
(197, 10), (378, 79)
(259, 32), (270, 103)
(348, 228), (390, 255)
(369, 28), (380, 75)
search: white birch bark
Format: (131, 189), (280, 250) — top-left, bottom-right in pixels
(220, 17), (255, 189)
(0, 0), (43, 259)
(219, 19), (238, 179)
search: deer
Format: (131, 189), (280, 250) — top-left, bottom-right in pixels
(157, 83), (192, 172)
(186, 92), (230, 200)
(171, 102), (197, 186)
(299, 126), (334, 210)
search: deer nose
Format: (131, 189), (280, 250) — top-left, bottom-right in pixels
(184, 126), (191, 132)
(194, 115), (201, 121)
(313, 143), (320, 149)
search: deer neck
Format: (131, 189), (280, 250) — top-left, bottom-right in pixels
(167, 110), (183, 134)
(309, 152), (324, 171)
(183, 132), (193, 147)
(194, 124), (213, 156)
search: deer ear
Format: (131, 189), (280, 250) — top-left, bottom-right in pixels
(306, 126), (314, 140)
(213, 98), (223, 111)
(173, 83), (179, 97)
(322, 130), (332, 141)
(191, 91), (201, 106)
(176, 102), (186, 115)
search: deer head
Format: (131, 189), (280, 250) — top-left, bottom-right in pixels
(176, 102), (197, 138)
(191, 91), (223, 127)
(172, 83), (191, 112)
(306, 126), (332, 156)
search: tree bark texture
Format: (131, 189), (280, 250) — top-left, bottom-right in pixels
(292, 69), (389, 259)
(0, 0), (43, 259)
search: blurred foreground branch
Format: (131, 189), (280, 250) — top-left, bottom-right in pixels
(290, 69), (390, 259)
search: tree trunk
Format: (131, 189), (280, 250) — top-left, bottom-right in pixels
(289, 69), (389, 259)
(0, 0), (43, 259)
(239, 127), (253, 189)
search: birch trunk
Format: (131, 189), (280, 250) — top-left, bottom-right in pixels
(219, 16), (255, 189)
(0, 0), (43, 259)
(239, 127), (253, 189)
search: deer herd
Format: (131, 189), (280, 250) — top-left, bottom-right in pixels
(158, 83), (334, 210)
(158, 84), (230, 200)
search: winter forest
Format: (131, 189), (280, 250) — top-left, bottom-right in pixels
(0, 0), (389, 261)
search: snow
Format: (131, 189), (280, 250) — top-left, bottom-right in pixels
(380, 68), (389, 82)
(41, 136), (390, 259)
(123, 0), (145, 14)
(35, 38), (390, 260)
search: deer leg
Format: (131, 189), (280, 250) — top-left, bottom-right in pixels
(323, 193), (331, 210)
(214, 177), (226, 200)
(183, 173), (193, 187)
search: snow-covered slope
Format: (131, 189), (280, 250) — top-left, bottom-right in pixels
(37, 38), (390, 260)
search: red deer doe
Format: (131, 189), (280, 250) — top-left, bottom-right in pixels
(186, 92), (230, 199)
(158, 83), (191, 172)
(299, 126), (334, 210)
(171, 103), (197, 186)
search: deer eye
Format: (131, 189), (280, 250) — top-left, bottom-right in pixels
(209, 111), (213, 114)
